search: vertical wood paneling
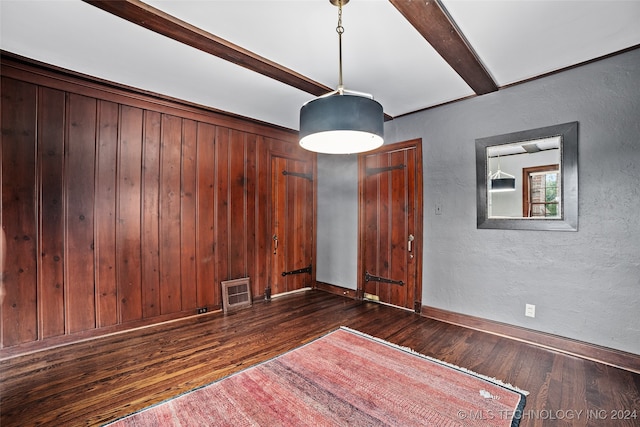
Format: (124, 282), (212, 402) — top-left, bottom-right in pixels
(195, 123), (216, 308)
(141, 111), (161, 318)
(267, 155), (314, 295)
(379, 155), (392, 302)
(1, 60), (313, 351)
(363, 155), (381, 298)
(214, 127), (230, 286)
(300, 159), (312, 287)
(117, 106), (143, 322)
(38, 87), (66, 338)
(159, 115), (182, 314)
(284, 160), (295, 292)
(1, 77), (38, 347)
(244, 134), (258, 293)
(180, 120), (197, 310)
(65, 93), (97, 333)
(359, 142), (422, 311)
(270, 156), (287, 294)
(229, 130), (247, 279)
(255, 137), (269, 298)
(95, 100), (119, 328)
(291, 159), (307, 290)
(389, 150), (406, 307)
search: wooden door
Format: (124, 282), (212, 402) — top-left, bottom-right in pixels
(358, 140), (423, 311)
(269, 155), (314, 297)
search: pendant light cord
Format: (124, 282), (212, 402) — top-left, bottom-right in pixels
(336, 2), (344, 94)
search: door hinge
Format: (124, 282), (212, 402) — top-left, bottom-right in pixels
(282, 170), (313, 181)
(282, 265), (312, 276)
(365, 271), (404, 286)
(366, 164), (405, 176)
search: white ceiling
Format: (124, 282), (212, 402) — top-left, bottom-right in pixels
(2, 0), (639, 131)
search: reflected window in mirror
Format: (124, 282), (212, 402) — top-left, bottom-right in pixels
(523, 165), (560, 218)
(476, 122), (578, 231)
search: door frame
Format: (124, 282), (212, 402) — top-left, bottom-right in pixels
(356, 139), (424, 312)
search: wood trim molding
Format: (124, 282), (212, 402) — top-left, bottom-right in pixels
(0, 307), (222, 360)
(314, 282), (358, 300)
(1, 51), (298, 140)
(421, 305), (640, 374)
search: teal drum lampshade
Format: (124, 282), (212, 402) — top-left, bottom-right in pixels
(299, 93), (384, 154)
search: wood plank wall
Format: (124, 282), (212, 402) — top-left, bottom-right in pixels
(0, 53), (315, 352)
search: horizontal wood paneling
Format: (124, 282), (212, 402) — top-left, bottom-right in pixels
(0, 53), (315, 353)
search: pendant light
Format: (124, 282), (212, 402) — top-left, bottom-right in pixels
(299, 0), (384, 154)
(490, 172), (516, 192)
(489, 155), (516, 192)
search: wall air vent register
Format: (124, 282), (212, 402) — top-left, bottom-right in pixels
(221, 277), (252, 313)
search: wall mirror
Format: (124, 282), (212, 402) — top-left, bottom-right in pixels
(476, 122), (578, 231)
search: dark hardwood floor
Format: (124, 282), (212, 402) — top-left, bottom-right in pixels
(1, 290), (639, 426)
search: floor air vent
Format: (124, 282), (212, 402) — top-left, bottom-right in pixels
(221, 277), (252, 313)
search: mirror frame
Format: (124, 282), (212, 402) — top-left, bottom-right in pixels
(476, 122), (578, 231)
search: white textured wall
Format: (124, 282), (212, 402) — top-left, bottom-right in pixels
(317, 48), (640, 354)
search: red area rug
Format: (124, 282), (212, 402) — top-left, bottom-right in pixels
(107, 327), (527, 426)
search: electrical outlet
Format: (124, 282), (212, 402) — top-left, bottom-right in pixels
(197, 307), (207, 314)
(525, 304), (535, 318)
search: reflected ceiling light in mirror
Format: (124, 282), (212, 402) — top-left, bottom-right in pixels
(490, 171), (516, 192)
(488, 155), (516, 192)
(299, 0), (384, 154)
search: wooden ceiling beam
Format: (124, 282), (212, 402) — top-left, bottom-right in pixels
(82, 0), (332, 97)
(390, 0), (498, 95)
